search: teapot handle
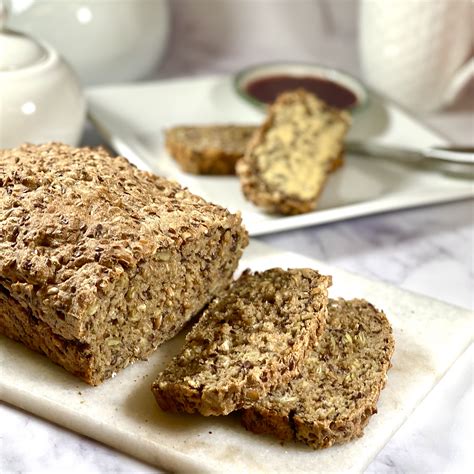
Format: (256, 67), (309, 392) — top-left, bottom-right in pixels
(443, 57), (474, 107)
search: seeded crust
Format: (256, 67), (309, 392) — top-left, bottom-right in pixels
(152, 268), (331, 416)
(165, 125), (257, 175)
(0, 143), (248, 385)
(241, 299), (395, 449)
(236, 90), (351, 215)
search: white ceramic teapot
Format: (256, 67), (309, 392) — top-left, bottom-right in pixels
(8, 0), (170, 85)
(0, 1), (85, 148)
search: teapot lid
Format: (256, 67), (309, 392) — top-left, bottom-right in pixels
(0, 1), (49, 71)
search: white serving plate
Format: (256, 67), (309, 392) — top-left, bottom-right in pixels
(86, 75), (472, 236)
(1, 240), (472, 473)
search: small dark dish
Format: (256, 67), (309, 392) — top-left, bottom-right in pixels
(234, 61), (369, 111)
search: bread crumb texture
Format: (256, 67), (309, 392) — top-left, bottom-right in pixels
(152, 268), (331, 415)
(241, 298), (395, 449)
(0, 143), (248, 384)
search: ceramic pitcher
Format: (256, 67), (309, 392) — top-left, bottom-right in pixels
(359, 0), (473, 111)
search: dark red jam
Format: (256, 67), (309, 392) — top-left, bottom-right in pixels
(245, 75), (358, 109)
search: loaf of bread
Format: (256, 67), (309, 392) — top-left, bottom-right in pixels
(152, 268), (331, 416)
(236, 90), (351, 215)
(165, 125), (257, 175)
(241, 299), (395, 448)
(0, 143), (248, 385)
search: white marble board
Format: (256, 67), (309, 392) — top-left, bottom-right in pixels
(86, 75), (473, 236)
(1, 240), (472, 473)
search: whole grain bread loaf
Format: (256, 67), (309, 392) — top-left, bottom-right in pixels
(236, 90), (351, 215)
(165, 125), (257, 175)
(241, 298), (395, 449)
(0, 143), (248, 385)
(152, 268), (331, 416)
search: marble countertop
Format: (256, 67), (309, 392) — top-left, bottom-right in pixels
(1, 200), (472, 474)
(1, 1), (473, 472)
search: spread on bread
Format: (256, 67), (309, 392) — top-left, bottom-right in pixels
(237, 89), (351, 215)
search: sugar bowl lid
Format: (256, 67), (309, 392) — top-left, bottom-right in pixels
(0, 1), (48, 71)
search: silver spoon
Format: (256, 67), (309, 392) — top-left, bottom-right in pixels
(346, 141), (474, 178)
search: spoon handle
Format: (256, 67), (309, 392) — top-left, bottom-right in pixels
(347, 141), (474, 165)
(427, 146), (474, 164)
(346, 141), (425, 164)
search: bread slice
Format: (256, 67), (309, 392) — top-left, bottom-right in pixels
(165, 125), (257, 175)
(236, 90), (351, 215)
(152, 268), (331, 416)
(241, 298), (395, 449)
(165, 124), (344, 176)
(0, 143), (248, 385)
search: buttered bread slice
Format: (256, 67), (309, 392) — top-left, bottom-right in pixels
(237, 90), (351, 215)
(241, 299), (395, 449)
(152, 268), (331, 416)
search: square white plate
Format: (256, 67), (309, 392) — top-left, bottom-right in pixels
(86, 76), (472, 236)
(1, 240), (472, 473)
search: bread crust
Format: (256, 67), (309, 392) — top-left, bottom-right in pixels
(241, 298), (395, 449)
(0, 286), (96, 382)
(0, 143), (248, 385)
(152, 268), (331, 416)
(165, 125), (257, 175)
(236, 90), (350, 215)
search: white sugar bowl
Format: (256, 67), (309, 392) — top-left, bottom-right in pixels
(0, 4), (85, 148)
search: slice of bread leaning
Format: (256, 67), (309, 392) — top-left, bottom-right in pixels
(236, 89), (351, 215)
(241, 298), (395, 449)
(165, 125), (257, 175)
(152, 268), (331, 416)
